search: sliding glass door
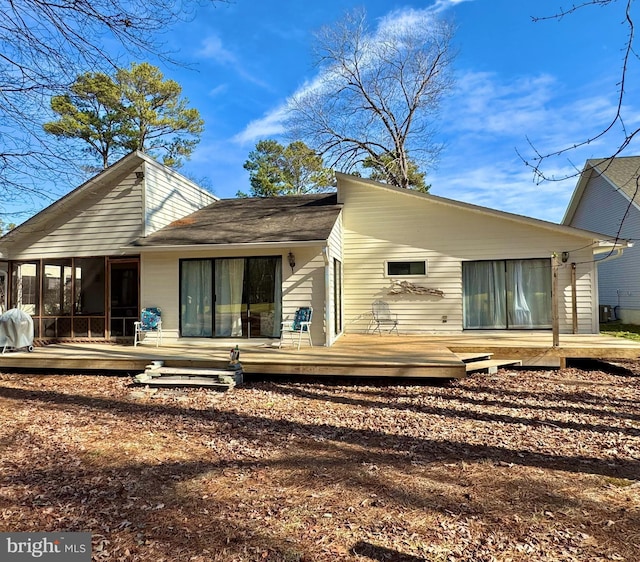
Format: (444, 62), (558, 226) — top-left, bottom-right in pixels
(180, 256), (281, 338)
(463, 258), (552, 329)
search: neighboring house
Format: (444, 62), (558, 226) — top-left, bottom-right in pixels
(0, 154), (623, 345)
(0, 151), (218, 339)
(563, 157), (640, 323)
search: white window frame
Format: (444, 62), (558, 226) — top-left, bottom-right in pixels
(384, 260), (428, 278)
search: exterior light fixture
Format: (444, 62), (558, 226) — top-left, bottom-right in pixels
(287, 251), (296, 273)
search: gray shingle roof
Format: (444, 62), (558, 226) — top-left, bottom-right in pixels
(132, 193), (341, 247)
(588, 156), (640, 201)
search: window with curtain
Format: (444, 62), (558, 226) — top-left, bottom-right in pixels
(215, 258), (245, 337)
(463, 258), (551, 329)
(181, 259), (213, 337)
(180, 256), (282, 338)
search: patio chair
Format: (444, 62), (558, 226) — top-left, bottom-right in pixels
(369, 300), (399, 335)
(134, 307), (162, 347)
(279, 306), (313, 350)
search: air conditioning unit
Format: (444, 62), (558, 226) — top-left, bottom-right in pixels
(599, 305), (614, 323)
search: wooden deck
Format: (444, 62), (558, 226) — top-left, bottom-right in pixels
(1, 332), (640, 379)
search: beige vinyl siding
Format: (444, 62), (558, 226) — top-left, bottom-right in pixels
(562, 255), (598, 333)
(282, 246), (326, 345)
(340, 178), (599, 334)
(9, 170), (144, 260)
(144, 163), (218, 236)
(141, 244), (326, 344)
(140, 252), (180, 338)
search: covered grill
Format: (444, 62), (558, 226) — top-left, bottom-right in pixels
(0, 308), (34, 353)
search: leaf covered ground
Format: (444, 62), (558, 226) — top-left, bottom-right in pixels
(0, 363), (639, 561)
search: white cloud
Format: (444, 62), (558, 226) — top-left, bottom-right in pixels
(431, 161), (577, 223)
(233, 5), (453, 144)
(430, 69), (640, 221)
(208, 84), (228, 97)
(445, 71), (556, 136)
(428, 0), (474, 14)
(232, 104), (288, 145)
(198, 34), (270, 89)
(199, 35), (236, 65)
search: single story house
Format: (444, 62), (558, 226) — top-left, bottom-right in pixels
(0, 151), (626, 345)
(563, 156), (640, 323)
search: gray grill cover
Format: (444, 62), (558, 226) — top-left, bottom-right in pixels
(0, 308), (34, 351)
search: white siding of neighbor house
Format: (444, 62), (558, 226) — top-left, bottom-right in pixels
(144, 163), (218, 236)
(7, 167), (145, 260)
(140, 245), (327, 345)
(339, 178), (599, 334)
(567, 173), (640, 322)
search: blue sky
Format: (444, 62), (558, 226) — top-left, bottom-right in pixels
(42, 0), (640, 222)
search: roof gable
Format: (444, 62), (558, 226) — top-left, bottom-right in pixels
(563, 157), (640, 225)
(0, 151), (217, 254)
(337, 172), (614, 243)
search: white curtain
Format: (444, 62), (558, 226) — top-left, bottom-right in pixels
(463, 261), (507, 329)
(181, 260), (212, 337)
(464, 259), (552, 329)
(215, 258), (245, 337)
(507, 260), (532, 327)
(508, 259), (552, 328)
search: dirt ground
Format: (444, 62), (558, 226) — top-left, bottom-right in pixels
(0, 361), (638, 561)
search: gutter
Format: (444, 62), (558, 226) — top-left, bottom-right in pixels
(596, 247), (626, 264)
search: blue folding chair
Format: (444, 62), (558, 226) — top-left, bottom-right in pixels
(134, 307), (162, 347)
(279, 307), (313, 350)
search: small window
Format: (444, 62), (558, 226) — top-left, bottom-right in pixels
(386, 260), (427, 277)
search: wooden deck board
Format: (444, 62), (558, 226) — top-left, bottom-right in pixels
(0, 332), (639, 378)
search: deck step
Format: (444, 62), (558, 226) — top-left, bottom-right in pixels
(465, 359), (522, 374)
(455, 352), (494, 363)
(134, 364), (243, 390)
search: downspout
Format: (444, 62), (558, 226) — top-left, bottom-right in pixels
(322, 247), (331, 347)
(552, 253), (559, 347)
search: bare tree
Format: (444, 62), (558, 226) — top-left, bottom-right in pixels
(0, 0), (218, 217)
(523, 0), (636, 182)
(287, 9), (455, 190)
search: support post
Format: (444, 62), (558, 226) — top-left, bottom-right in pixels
(552, 253), (560, 347)
(571, 263), (578, 334)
